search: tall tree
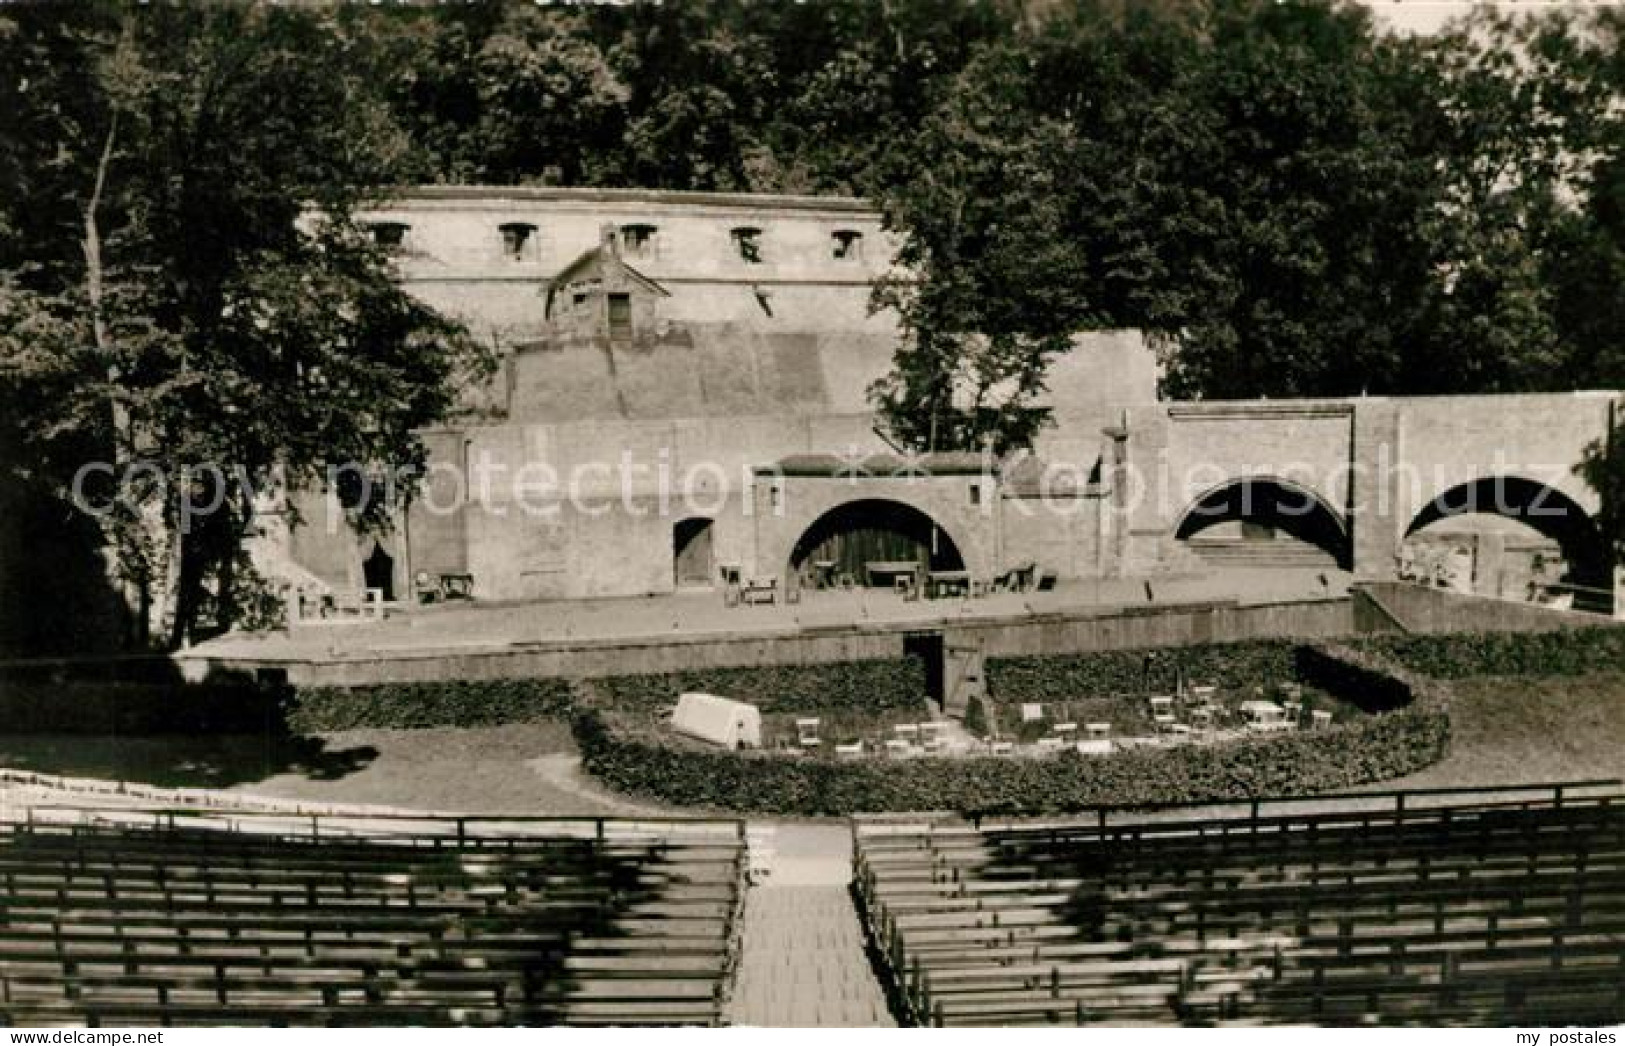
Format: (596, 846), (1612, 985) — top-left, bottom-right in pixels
(0, 5), (488, 650)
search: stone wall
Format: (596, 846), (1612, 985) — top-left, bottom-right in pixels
(196, 594), (1360, 687)
(1354, 581), (1608, 635)
(272, 190), (1620, 608)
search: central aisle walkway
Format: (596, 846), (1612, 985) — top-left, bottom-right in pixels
(726, 824), (897, 1028)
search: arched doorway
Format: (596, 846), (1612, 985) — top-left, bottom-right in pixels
(1406, 476), (1608, 610)
(673, 518), (715, 588)
(1174, 477), (1351, 569)
(789, 499), (964, 586)
(362, 542), (395, 601)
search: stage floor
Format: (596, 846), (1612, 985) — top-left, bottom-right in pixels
(189, 566), (1350, 664)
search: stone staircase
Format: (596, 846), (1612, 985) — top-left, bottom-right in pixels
(1185, 538), (1337, 568)
(727, 824), (896, 1027)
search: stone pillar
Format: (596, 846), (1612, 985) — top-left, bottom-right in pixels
(1116, 406), (1174, 575)
(1103, 413), (1131, 578)
(1350, 399), (1402, 580)
(1475, 531), (1507, 598)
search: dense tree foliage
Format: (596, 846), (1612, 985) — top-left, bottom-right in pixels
(0, 5), (487, 649)
(3, 0), (1625, 647)
(340, 0), (1625, 450)
(872, 1), (1625, 447)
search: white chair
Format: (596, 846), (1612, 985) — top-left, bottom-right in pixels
(1149, 695), (1175, 716)
(834, 741), (863, 757)
(990, 740), (1016, 756)
(796, 718), (822, 748)
(1052, 722), (1078, 738)
(884, 738), (912, 757)
(894, 723), (921, 741)
(1020, 703), (1045, 723)
(1311, 709), (1333, 729)
(1085, 722), (1112, 741)
(746, 824), (777, 883)
(1190, 684), (1217, 702)
(1153, 713), (1177, 734)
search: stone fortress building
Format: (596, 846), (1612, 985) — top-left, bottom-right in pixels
(270, 187), (1617, 612)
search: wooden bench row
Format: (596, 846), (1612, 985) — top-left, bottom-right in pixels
(0, 816), (748, 1028)
(854, 803), (1625, 1026)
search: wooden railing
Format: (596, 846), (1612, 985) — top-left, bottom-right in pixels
(16, 804), (748, 845)
(853, 777), (1625, 840)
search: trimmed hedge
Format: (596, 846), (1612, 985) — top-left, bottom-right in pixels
(287, 678), (575, 732)
(284, 659), (922, 732)
(595, 659), (927, 717)
(962, 695), (989, 738)
(572, 644), (1451, 816)
(1359, 626), (1625, 680)
(1296, 645), (1414, 713)
(0, 681), (287, 735)
(1, 658), (922, 736)
(987, 640), (1300, 703)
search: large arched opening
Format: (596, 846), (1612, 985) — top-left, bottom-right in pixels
(1405, 476), (1609, 611)
(1174, 476), (1351, 570)
(788, 498), (965, 586)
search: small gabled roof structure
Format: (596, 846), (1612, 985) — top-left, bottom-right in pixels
(544, 224), (670, 319)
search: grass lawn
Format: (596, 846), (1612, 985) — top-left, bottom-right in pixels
(1380, 670), (1625, 791)
(3, 669), (1618, 820)
(0, 720), (652, 817)
(230, 720), (661, 816)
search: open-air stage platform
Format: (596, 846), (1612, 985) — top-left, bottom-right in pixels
(181, 568), (1357, 687)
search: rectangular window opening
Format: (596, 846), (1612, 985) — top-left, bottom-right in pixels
(731, 227), (763, 264)
(608, 293), (633, 338)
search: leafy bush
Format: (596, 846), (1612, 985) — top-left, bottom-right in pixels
(962, 695), (988, 738)
(985, 640), (1312, 741)
(0, 681), (288, 735)
(0, 657), (925, 736)
(596, 659), (927, 718)
(987, 640), (1300, 704)
(287, 678), (575, 732)
(761, 706), (933, 748)
(571, 645), (1450, 816)
(1359, 627), (1625, 680)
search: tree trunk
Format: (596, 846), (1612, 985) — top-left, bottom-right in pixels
(81, 112), (164, 646)
(155, 490), (189, 650)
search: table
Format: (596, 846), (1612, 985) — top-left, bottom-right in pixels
(866, 560), (920, 588)
(928, 570), (970, 598)
(416, 572), (473, 604)
(810, 560), (838, 590)
(997, 562), (1037, 592)
(1240, 700), (1291, 731)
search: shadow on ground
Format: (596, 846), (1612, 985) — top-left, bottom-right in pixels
(0, 732), (378, 789)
